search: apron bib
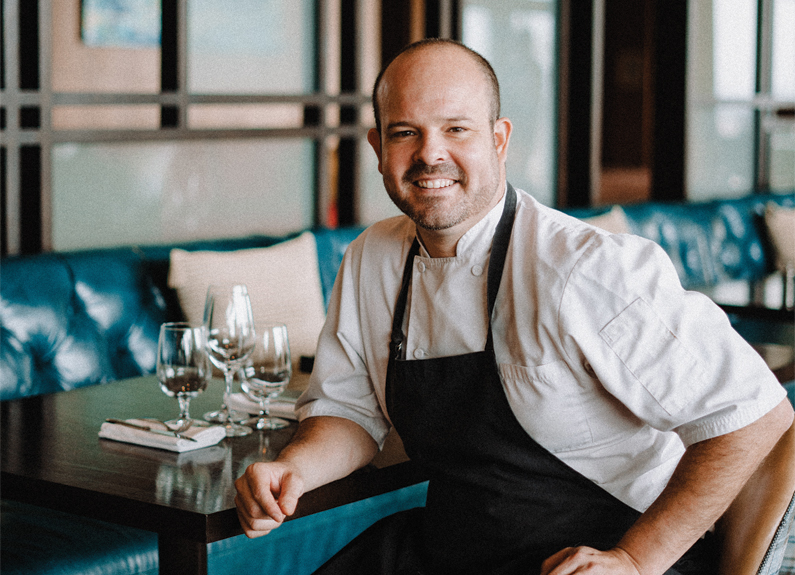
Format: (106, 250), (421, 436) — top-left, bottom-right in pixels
(386, 186), (641, 573)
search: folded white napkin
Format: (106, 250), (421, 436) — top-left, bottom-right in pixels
(227, 392), (299, 420)
(99, 418), (226, 452)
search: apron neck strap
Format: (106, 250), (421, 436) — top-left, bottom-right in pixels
(485, 183), (517, 352)
(487, 183), (517, 317)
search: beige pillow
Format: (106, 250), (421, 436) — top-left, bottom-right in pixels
(765, 203), (795, 271)
(581, 205), (631, 235)
(168, 232), (326, 362)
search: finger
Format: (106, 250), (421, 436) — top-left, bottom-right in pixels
(540, 547), (574, 575)
(276, 471), (305, 516)
(234, 473), (270, 522)
(240, 464), (287, 522)
(236, 504), (279, 538)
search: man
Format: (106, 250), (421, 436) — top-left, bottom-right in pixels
(235, 39), (793, 574)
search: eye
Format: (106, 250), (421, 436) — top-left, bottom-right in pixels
(388, 129), (415, 139)
(448, 126), (466, 133)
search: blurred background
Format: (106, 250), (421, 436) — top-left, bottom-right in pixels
(2, 0), (793, 255)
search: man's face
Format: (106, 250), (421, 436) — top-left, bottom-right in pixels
(367, 46), (511, 236)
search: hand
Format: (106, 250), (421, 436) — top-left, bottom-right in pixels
(234, 461), (305, 538)
(540, 546), (642, 575)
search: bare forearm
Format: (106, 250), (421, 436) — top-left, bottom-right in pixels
(276, 415), (380, 492)
(617, 398), (794, 575)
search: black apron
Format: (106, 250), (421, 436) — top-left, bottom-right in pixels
(314, 185), (716, 575)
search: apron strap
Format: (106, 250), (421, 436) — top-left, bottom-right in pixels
(486, 183), (517, 351)
(390, 239), (421, 360)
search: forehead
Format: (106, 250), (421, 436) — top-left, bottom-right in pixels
(378, 46), (492, 123)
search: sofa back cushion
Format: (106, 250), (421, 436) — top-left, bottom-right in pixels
(168, 232), (327, 362)
(765, 203), (795, 273)
(0, 250), (166, 400)
(609, 193), (793, 289)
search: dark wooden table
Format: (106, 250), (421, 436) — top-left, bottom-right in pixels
(0, 375), (425, 575)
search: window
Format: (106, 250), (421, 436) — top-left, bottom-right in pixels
(686, 0), (795, 200)
(2, 0), (561, 255)
(2, 0), (381, 254)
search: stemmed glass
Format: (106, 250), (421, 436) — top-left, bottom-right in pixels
(242, 322), (292, 430)
(156, 322), (211, 428)
(203, 284), (256, 437)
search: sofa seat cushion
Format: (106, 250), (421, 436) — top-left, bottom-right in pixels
(208, 481), (428, 575)
(1, 482), (429, 575)
(0, 500), (159, 575)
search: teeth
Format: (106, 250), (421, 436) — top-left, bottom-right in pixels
(415, 179), (455, 189)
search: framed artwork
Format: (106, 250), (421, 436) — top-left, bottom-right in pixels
(81, 0), (161, 48)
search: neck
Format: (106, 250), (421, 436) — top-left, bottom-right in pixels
(416, 227), (460, 258)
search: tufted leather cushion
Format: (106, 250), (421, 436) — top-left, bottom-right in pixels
(569, 193), (795, 290)
(313, 226), (366, 308)
(0, 249), (166, 400)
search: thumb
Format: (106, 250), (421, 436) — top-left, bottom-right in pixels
(277, 472), (305, 516)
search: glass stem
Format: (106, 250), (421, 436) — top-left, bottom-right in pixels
(222, 368), (234, 426)
(177, 396), (191, 422)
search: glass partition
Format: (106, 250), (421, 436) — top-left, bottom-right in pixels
(461, 0), (557, 206)
(52, 139), (314, 250)
(687, 0), (794, 199)
(187, 0), (315, 94)
(686, 0), (758, 200)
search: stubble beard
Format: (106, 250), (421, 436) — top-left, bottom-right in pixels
(386, 161), (499, 231)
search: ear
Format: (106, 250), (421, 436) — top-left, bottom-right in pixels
(367, 128), (384, 174)
(493, 117), (512, 164)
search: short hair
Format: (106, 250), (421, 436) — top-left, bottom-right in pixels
(371, 38), (501, 133)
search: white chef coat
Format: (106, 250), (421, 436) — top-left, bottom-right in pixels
(296, 186), (785, 512)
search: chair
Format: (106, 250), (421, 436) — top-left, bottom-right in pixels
(716, 420), (795, 575)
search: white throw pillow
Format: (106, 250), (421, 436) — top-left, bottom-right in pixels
(168, 232), (327, 362)
(581, 205), (631, 235)
(765, 203), (795, 271)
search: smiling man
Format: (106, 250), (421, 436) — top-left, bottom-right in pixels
(235, 39), (793, 575)
(366, 42), (509, 255)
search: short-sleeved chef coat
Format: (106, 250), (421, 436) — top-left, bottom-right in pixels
(296, 186), (785, 512)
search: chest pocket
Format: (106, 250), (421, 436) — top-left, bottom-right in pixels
(498, 359), (593, 453)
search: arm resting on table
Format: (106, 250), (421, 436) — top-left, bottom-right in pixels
(235, 416), (379, 538)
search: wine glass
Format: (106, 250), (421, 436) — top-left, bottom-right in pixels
(203, 284), (256, 437)
(241, 322), (292, 430)
(156, 322), (211, 428)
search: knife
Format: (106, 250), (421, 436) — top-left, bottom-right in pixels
(105, 418), (198, 442)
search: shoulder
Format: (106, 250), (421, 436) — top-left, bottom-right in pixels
(348, 215), (414, 256)
(338, 215), (417, 286)
(511, 189), (679, 297)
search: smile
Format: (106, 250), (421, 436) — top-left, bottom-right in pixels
(414, 179), (457, 189)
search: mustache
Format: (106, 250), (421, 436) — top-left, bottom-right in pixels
(402, 162), (464, 184)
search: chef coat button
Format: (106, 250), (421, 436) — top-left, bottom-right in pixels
(471, 264), (483, 276)
(414, 348), (426, 359)
(417, 262), (426, 273)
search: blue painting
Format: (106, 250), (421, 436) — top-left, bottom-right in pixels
(81, 0), (161, 47)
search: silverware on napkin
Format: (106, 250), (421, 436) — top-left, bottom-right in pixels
(105, 418), (198, 442)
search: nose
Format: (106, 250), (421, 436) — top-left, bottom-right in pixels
(413, 131), (448, 165)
